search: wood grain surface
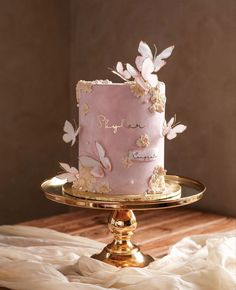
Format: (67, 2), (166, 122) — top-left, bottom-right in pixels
(0, 208), (235, 290)
(20, 208), (236, 257)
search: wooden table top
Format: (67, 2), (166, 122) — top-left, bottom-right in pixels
(0, 208), (235, 290)
(20, 207), (236, 258)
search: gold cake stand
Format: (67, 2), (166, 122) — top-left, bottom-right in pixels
(41, 175), (205, 268)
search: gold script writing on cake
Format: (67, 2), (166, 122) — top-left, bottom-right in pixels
(97, 115), (145, 134)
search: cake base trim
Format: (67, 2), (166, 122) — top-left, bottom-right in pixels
(62, 180), (181, 202)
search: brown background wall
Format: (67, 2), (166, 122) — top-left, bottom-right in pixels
(0, 0), (235, 224)
(0, 0), (69, 224)
(70, 0), (236, 216)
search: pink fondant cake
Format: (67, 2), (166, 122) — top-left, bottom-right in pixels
(58, 41), (187, 198)
(77, 81), (165, 195)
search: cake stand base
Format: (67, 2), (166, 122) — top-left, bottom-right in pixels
(91, 210), (154, 267)
(41, 175), (205, 268)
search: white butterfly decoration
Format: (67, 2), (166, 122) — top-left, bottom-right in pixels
(136, 41), (175, 73)
(163, 116), (187, 140)
(80, 142), (112, 178)
(63, 120), (79, 146)
(112, 41), (174, 90)
(112, 62), (131, 81)
(56, 162), (79, 182)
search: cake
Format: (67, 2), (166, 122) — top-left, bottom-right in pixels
(57, 41), (187, 199)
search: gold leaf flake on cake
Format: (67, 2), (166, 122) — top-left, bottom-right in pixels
(122, 156), (133, 168)
(149, 88), (166, 113)
(147, 166), (166, 194)
(129, 82), (146, 98)
(76, 80), (93, 104)
(136, 134), (150, 148)
(82, 103), (89, 115)
(96, 181), (111, 193)
(72, 166), (96, 191)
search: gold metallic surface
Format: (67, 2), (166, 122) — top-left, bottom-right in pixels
(91, 210), (154, 267)
(41, 175), (205, 210)
(41, 175), (205, 267)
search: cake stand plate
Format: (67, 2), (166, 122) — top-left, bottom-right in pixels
(41, 175), (205, 268)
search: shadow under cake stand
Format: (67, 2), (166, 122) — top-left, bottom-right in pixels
(41, 175), (205, 268)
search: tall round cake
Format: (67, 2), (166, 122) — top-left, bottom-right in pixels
(58, 41), (187, 199)
(77, 80), (166, 195)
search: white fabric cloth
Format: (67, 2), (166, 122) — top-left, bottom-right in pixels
(0, 225), (235, 290)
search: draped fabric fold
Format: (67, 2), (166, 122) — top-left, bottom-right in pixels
(0, 225), (235, 290)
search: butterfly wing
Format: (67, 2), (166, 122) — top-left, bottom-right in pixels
(56, 173), (77, 182)
(174, 124), (187, 133)
(96, 142), (112, 171)
(146, 74), (158, 88)
(163, 117), (175, 136)
(63, 120), (79, 146)
(59, 162), (71, 172)
(63, 120), (74, 143)
(112, 70), (128, 82)
(58, 162), (78, 181)
(154, 46), (174, 72)
(126, 64), (139, 79)
(157, 45), (175, 60)
(56, 173), (70, 180)
(116, 61), (123, 74)
(90, 166), (105, 178)
(80, 156), (101, 168)
(135, 76), (149, 91)
(166, 128), (177, 140)
(135, 56), (145, 71)
(167, 124), (187, 140)
(162, 120), (168, 136)
(168, 117), (175, 128)
(80, 155), (105, 178)
(69, 166), (79, 175)
(141, 58), (158, 87)
(138, 41), (153, 59)
(116, 62), (131, 80)
(153, 58), (166, 72)
(63, 133), (72, 144)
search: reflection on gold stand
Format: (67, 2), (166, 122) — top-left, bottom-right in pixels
(92, 210), (154, 267)
(41, 175), (205, 268)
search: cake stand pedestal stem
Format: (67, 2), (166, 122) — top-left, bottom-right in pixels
(91, 210), (154, 267)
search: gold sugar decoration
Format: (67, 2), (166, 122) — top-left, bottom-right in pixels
(128, 81), (166, 113)
(148, 88), (166, 113)
(96, 181), (111, 194)
(76, 80), (93, 104)
(136, 134), (150, 148)
(129, 82), (146, 98)
(82, 103), (89, 115)
(72, 166), (96, 191)
(147, 166), (166, 194)
(122, 156), (133, 168)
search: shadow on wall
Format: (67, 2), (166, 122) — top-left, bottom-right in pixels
(0, 1), (70, 224)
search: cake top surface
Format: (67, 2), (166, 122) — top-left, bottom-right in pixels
(76, 79), (165, 86)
